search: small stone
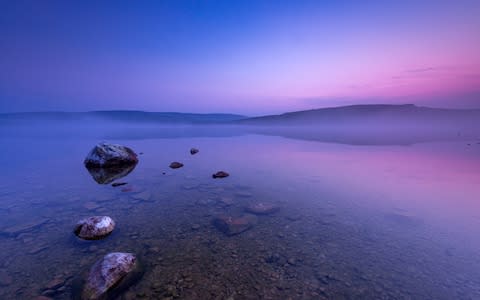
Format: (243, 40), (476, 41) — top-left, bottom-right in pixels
(190, 148), (199, 155)
(287, 258), (296, 265)
(212, 171), (229, 179)
(191, 224), (201, 230)
(74, 216), (115, 240)
(169, 162), (184, 169)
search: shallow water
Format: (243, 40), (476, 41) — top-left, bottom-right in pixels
(1, 124), (480, 299)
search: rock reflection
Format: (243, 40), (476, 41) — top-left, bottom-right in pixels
(85, 163), (137, 184)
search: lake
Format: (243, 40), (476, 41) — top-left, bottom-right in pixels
(1, 124), (480, 299)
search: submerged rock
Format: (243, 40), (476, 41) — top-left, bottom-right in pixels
(190, 148), (199, 155)
(83, 201), (101, 211)
(385, 212), (423, 227)
(212, 171), (229, 179)
(86, 164), (136, 185)
(0, 269), (12, 286)
(131, 191), (152, 202)
(213, 214), (257, 236)
(74, 216), (115, 240)
(84, 143), (138, 168)
(1, 218), (48, 236)
(245, 202), (280, 215)
(218, 196), (234, 206)
(169, 162), (184, 169)
(121, 186), (134, 193)
(81, 252), (138, 300)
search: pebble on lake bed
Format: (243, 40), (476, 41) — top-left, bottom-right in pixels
(169, 162), (184, 169)
(82, 252), (138, 300)
(212, 171), (229, 179)
(190, 148), (199, 155)
(74, 216), (115, 240)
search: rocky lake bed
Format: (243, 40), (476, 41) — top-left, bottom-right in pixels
(1, 135), (480, 299)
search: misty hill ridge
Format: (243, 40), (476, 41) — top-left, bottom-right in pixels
(239, 104), (480, 125)
(0, 111), (246, 124)
(2, 104), (480, 126)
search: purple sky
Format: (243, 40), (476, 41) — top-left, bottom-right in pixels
(1, 0), (479, 115)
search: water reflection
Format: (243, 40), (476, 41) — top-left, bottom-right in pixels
(85, 163), (137, 184)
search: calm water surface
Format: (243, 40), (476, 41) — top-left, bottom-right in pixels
(1, 125), (480, 299)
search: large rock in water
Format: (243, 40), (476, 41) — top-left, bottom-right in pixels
(82, 253), (138, 300)
(74, 216), (115, 240)
(84, 143), (138, 168)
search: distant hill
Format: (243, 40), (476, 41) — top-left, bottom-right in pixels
(3, 105), (480, 129)
(238, 104), (480, 127)
(0, 111), (246, 124)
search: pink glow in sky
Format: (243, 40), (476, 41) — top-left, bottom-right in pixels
(0, 1), (479, 114)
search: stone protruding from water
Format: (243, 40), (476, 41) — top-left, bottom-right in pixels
(74, 216), (115, 240)
(169, 162), (184, 169)
(212, 171), (229, 179)
(213, 214), (257, 236)
(245, 202), (280, 215)
(82, 252), (137, 300)
(190, 148), (199, 155)
(84, 143), (138, 168)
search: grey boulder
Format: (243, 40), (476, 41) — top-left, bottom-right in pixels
(84, 143), (138, 168)
(74, 216), (115, 240)
(82, 252), (137, 300)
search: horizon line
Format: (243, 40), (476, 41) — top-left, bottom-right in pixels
(2, 103), (480, 116)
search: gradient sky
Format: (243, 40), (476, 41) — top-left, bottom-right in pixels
(1, 0), (479, 114)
